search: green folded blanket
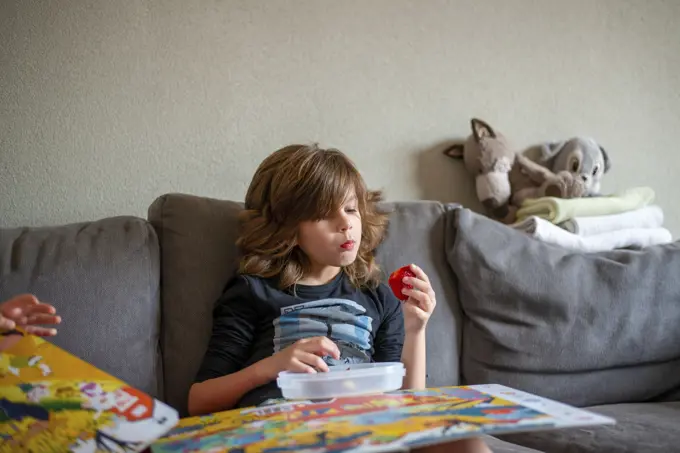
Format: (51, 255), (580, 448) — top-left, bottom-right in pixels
(515, 187), (655, 224)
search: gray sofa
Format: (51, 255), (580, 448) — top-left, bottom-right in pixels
(2, 193), (679, 453)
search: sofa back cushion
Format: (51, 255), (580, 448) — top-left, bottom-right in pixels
(149, 194), (462, 415)
(149, 194), (243, 415)
(375, 201), (463, 389)
(446, 208), (680, 407)
(0, 217), (162, 398)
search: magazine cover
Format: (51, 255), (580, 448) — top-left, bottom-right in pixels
(150, 384), (615, 453)
(0, 328), (179, 453)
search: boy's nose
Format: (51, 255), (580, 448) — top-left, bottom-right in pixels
(338, 215), (352, 231)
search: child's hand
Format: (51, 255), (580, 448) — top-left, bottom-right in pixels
(262, 336), (341, 378)
(400, 264), (436, 333)
(0, 294), (61, 336)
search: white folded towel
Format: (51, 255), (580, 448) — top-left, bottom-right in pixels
(558, 205), (664, 236)
(512, 215), (673, 252)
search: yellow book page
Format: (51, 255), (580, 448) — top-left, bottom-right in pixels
(1, 329), (178, 453)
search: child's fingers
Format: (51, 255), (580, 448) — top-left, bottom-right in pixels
(24, 303), (57, 316)
(299, 336), (340, 360)
(298, 352), (330, 373)
(403, 288), (435, 312)
(402, 288), (426, 307)
(4, 294), (39, 311)
(0, 316), (16, 330)
(409, 264), (431, 285)
(402, 276), (436, 307)
(24, 314), (61, 326)
(23, 325), (57, 337)
(403, 275), (432, 294)
(287, 358), (313, 374)
(1, 307), (22, 319)
(288, 353), (329, 374)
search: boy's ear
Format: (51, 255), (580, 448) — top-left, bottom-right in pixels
(470, 118), (495, 141)
(443, 144), (465, 159)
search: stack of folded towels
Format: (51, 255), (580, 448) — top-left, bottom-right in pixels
(511, 187), (673, 252)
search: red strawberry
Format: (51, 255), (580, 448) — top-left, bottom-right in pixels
(388, 265), (416, 301)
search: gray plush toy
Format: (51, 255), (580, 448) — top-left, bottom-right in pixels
(537, 137), (611, 196)
(443, 118), (591, 224)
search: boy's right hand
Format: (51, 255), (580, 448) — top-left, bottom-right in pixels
(262, 336), (340, 378)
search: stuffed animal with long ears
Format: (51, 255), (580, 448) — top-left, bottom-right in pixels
(444, 118), (587, 223)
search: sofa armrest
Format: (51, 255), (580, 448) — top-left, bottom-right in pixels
(0, 216), (162, 398)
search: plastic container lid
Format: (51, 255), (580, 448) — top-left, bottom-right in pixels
(276, 362), (405, 400)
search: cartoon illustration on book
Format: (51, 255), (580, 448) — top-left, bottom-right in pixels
(0, 330), (52, 378)
(150, 385), (615, 453)
(0, 327), (178, 453)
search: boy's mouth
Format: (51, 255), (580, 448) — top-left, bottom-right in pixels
(340, 240), (355, 250)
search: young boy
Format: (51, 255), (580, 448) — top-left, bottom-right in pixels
(189, 144), (491, 453)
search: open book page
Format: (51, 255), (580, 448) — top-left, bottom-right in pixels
(0, 328), (178, 452)
(150, 384), (614, 453)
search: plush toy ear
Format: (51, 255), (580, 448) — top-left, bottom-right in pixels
(539, 140), (567, 163)
(443, 144), (465, 159)
(600, 146), (611, 173)
(470, 118), (496, 141)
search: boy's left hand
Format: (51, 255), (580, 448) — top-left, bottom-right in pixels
(400, 264), (436, 333)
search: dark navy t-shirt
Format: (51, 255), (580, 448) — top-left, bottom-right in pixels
(194, 271), (405, 408)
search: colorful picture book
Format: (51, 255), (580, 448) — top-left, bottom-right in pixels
(151, 383), (615, 453)
(0, 328), (179, 452)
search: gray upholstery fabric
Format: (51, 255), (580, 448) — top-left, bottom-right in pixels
(375, 201), (462, 389)
(498, 402), (680, 453)
(148, 194), (463, 415)
(0, 216), (162, 398)
(148, 193), (244, 416)
(445, 208), (680, 408)
(484, 435), (545, 453)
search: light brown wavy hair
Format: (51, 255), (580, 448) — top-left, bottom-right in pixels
(237, 144), (390, 290)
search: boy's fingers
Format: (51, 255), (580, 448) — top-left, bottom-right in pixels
(25, 314), (61, 326)
(403, 288), (432, 311)
(24, 303), (57, 316)
(300, 352), (329, 372)
(302, 337), (340, 359)
(289, 357), (321, 374)
(403, 276), (430, 293)
(409, 264), (430, 284)
(0, 316), (16, 330)
(1, 307), (22, 318)
(319, 337), (340, 359)
(5, 294), (39, 310)
(24, 326), (57, 337)
(296, 336), (340, 360)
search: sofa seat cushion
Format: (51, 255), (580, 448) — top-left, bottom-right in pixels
(498, 402), (680, 453)
(484, 435), (545, 453)
(0, 216), (162, 397)
(445, 207), (680, 408)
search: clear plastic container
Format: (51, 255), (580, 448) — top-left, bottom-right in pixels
(276, 362), (405, 400)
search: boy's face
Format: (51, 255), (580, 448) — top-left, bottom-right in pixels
(297, 192), (362, 273)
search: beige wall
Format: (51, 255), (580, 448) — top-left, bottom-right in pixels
(2, 0), (679, 234)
